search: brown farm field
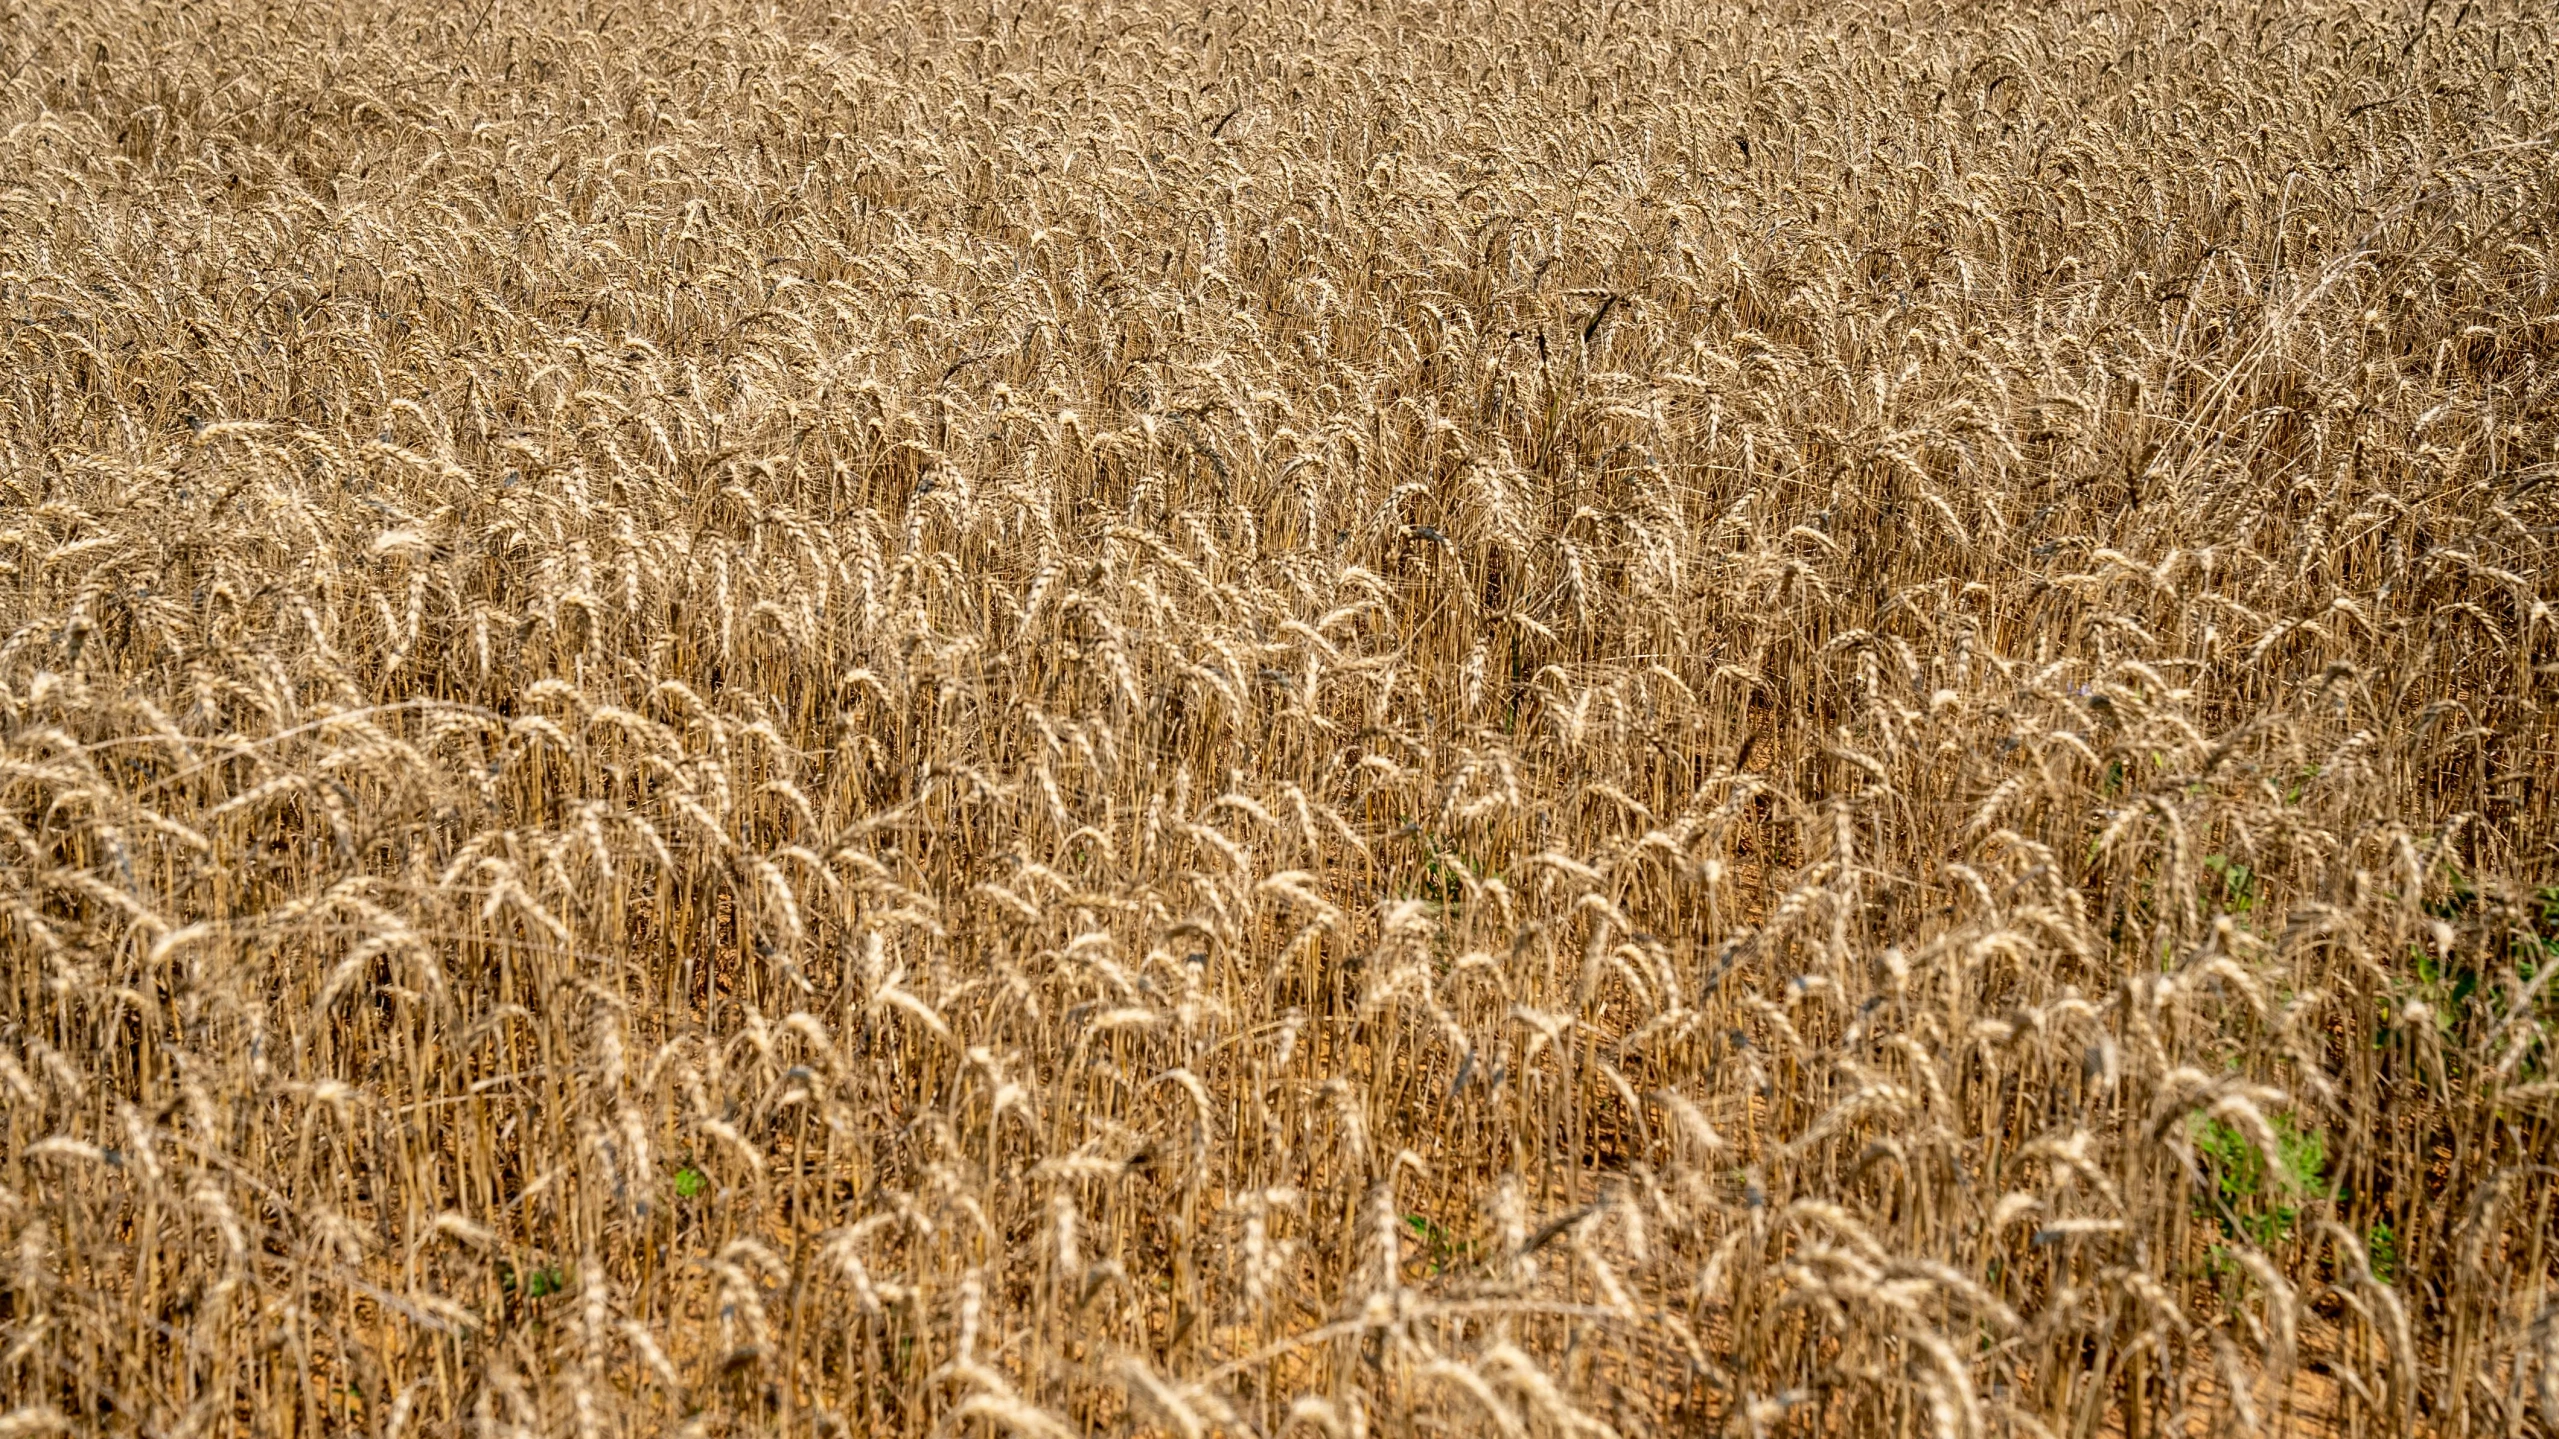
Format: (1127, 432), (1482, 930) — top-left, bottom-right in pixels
(3, 0), (2558, 1434)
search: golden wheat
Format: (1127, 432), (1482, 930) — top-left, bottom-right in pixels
(2, 0), (2556, 1434)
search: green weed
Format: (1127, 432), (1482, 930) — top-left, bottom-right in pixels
(2190, 1111), (2332, 1250)
(2202, 854), (2255, 915)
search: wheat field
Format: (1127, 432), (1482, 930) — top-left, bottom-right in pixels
(1, 0), (2556, 1434)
